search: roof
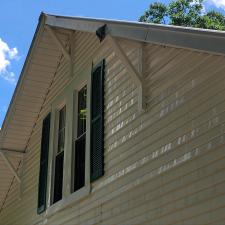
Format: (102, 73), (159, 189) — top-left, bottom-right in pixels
(45, 13), (225, 56)
(0, 12), (225, 211)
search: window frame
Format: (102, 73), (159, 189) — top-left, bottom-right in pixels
(45, 64), (92, 217)
(69, 68), (92, 199)
(49, 96), (67, 206)
(72, 84), (87, 192)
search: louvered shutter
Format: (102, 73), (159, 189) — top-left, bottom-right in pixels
(91, 60), (105, 182)
(37, 113), (51, 214)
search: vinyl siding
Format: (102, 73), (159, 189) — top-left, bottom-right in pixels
(0, 30), (225, 225)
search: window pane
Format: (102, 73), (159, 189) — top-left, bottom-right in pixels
(74, 135), (85, 191)
(53, 151), (64, 203)
(73, 85), (87, 192)
(59, 106), (66, 130)
(53, 106), (66, 204)
(58, 106), (66, 153)
(77, 85), (87, 138)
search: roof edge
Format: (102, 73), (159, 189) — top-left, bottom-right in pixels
(44, 13), (225, 56)
(44, 12), (225, 36)
(1, 12), (225, 145)
(0, 13), (46, 145)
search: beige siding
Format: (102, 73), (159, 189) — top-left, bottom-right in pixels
(1, 30), (225, 225)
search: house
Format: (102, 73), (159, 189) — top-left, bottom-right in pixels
(0, 12), (225, 225)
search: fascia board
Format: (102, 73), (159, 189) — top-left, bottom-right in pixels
(145, 27), (225, 56)
(45, 14), (225, 56)
(45, 14), (104, 33)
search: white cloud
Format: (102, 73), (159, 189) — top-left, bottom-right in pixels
(0, 71), (17, 84)
(8, 47), (18, 60)
(206, 0), (225, 10)
(0, 38), (18, 85)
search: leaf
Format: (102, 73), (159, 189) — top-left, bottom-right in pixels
(139, 0), (225, 30)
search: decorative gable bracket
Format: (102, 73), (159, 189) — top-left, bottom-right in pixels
(0, 149), (23, 183)
(0, 149), (25, 199)
(45, 25), (72, 63)
(107, 35), (146, 112)
(95, 24), (146, 112)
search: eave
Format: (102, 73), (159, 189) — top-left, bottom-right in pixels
(45, 13), (225, 56)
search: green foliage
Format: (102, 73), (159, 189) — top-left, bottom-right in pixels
(168, 0), (203, 26)
(139, 0), (225, 30)
(139, 2), (167, 24)
(79, 109), (86, 120)
(197, 10), (225, 30)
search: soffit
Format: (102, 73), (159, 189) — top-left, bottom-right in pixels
(0, 20), (71, 211)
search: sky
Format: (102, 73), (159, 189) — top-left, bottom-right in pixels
(0, 0), (225, 127)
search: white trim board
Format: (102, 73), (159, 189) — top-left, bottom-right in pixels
(44, 13), (225, 56)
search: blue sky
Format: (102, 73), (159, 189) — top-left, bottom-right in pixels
(0, 0), (224, 127)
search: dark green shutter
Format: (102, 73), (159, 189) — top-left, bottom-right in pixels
(91, 60), (105, 182)
(37, 113), (51, 214)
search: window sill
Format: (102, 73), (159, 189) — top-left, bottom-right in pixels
(45, 185), (90, 218)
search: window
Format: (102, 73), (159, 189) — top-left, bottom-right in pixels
(73, 85), (87, 192)
(53, 106), (66, 204)
(38, 60), (105, 215)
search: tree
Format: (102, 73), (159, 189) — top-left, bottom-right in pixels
(139, 2), (167, 24)
(139, 0), (225, 30)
